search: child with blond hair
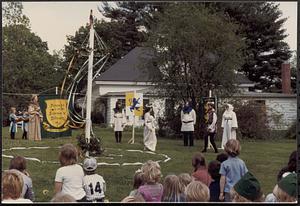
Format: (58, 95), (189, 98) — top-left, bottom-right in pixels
(137, 160), (163, 202)
(185, 181), (210, 202)
(178, 173), (192, 193)
(219, 139), (248, 202)
(162, 174), (186, 202)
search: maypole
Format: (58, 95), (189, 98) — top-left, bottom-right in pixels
(85, 10), (95, 156)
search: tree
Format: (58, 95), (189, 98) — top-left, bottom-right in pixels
(146, 3), (244, 136)
(2, 3), (63, 125)
(2, 2), (30, 27)
(213, 2), (292, 91)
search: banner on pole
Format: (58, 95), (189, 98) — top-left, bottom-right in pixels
(202, 97), (217, 124)
(125, 92), (143, 117)
(39, 95), (72, 138)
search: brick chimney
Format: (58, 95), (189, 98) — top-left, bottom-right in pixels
(281, 62), (291, 94)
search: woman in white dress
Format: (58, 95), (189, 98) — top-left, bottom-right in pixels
(221, 104), (238, 149)
(113, 101), (126, 143)
(143, 104), (157, 152)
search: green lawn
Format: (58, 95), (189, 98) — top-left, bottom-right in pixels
(2, 126), (296, 202)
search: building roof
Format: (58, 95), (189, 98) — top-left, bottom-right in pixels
(233, 92), (296, 98)
(96, 47), (254, 85)
(95, 47), (156, 82)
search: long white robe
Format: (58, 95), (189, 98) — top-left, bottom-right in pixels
(221, 104), (238, 148)
(143, 112), (157, 152)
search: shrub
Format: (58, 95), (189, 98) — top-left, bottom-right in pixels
(76, 133), (104, 156)
(231, 100), (271, 139)
(285, 121), (296, 139)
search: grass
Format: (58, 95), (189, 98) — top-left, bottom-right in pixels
(2, 126), (296, 202)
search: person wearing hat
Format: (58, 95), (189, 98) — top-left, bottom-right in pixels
(230, 172), (265, 202)
(265, 173), (297, 203)
(202, 102), (218, 153)
(143, 104), (157, 152)
(83, 157), (106, 202)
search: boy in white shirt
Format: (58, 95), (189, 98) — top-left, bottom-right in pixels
(83, 157), (106, 202)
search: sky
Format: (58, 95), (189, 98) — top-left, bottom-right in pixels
(17, 1), (298, 54)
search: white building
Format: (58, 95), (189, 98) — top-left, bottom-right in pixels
(93, 47), (296, 130)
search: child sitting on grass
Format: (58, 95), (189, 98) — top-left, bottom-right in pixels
(185, 181), (210, 202)
(2, 170), (32, 203)
(9, 156), (34, 201)
(137, 160), (163, 202)
(162, 174), (186, 202)
(230, 172), (265, 202)
(219, 139), (248, 202)
(178, 173), (192, 193)
(208, 160), (221, 202)
(191, 152), (212, 186)
(83, 157), (106, 202)
(54, 144), (86, 202)
(129, 169), (144, 196)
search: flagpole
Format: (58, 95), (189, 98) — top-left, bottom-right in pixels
(85, 10), (94, 157)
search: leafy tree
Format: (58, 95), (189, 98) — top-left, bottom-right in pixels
(212, 2), (292, 91)
(145, 3), (244, 136)
(2, 3), (63, 125)
(2, 2), (30, 27)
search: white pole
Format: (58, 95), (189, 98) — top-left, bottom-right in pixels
(131, 90), (136, 144)
(55, 87), (58, 95)
(208, 89), (212, 149)
(85, 10), (94, 157)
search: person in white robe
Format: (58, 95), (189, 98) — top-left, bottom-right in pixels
(113, 101), (126, 143)
(143, 104), (157, 152)
(221, 104), (238, 149)
(181, 101), (196, 147)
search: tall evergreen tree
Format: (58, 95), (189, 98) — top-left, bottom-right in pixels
(213, 2), (292, 91)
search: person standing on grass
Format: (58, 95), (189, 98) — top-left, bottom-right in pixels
(181, 101), (196, 147)
(28, 95), (43, 141)
(202, 102), (218, 153)
(221, 104), (238, 149)
(112, 101), (126, 143)
(22, 109), (29, 140)
(143, 105), (157, 152)
(219, 139), (248, 202)
(9, 107), (21, 140)
(54, 144), (86, 202)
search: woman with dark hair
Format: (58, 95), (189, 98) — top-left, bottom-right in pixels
(28, 94), (43, 141)
(277, 150), (297, 182)
(143, 104), (157, 152)
(112, 101), (126, 143)
(181, 101), (196, 146)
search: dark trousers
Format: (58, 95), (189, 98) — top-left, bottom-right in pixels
(183, 131), (194, 146)
(115, 131), (122, 143)
(22, 131), (27, 139)
(204, 132), (218, 152)
(10, 131), (15, 140)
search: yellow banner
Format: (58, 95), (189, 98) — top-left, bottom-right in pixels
(44, 99), (69, 130)
(125, 92), (143, 117)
